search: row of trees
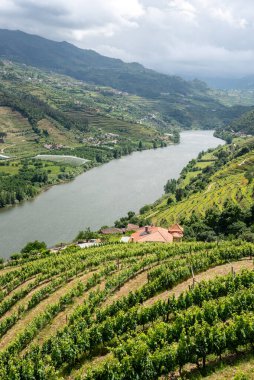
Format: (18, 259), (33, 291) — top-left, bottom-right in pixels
(0, 162), (49, 207)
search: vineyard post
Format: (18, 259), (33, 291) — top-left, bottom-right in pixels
(191, 266), (195, 288)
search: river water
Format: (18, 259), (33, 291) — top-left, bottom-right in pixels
(0, 130), (223, 258)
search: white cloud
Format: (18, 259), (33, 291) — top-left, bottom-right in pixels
(1, 0), (254, 77)
(168, 0), (197, 22)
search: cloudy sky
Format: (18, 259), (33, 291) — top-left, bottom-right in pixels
(0, 0), (254, 78)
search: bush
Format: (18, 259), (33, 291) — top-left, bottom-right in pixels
(21, 240), (47, 253)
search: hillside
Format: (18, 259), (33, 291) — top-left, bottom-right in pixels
(215, 108), (254, 140)
(0, 240), (253, 379)
(0, 31), (253, 211)
(140, 137), (254, 239)
(0, 29), (210, 99)
(204, 75), (254, 90)
(0, 61), (170, 208)
(0, 58), (251, 209)
(0, 29), (251, 131)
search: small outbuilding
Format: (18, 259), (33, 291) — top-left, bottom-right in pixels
(100, 227), (123, 235)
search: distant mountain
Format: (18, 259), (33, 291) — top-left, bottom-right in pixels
(228, 109), (254, 135)
(0, 29), (203, 99)
(215, 106), (254, 139)
(0, 29), (252, 131)
(204, 76), (254, 90)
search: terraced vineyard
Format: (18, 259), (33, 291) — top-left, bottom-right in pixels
(0, 241), (254, 379)
(143, 139), (254, 226)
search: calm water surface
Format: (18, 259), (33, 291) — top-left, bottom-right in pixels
(0, 131), (223, 258)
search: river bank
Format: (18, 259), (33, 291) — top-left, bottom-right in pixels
(0, 131), (224, 258)
(0, 141), (172, 210)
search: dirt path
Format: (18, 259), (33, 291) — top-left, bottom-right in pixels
(101, 261), (168, 308)
(0, 271), (94, 351)
(67, 353), (112, 380)
(0, 279), (51, 323)
(0, 266), (20, 275)
(144, 259), (253, 306)
(2, 274), (38, 296)
(103, 270), (148, 307)
(0, 143), (15, 154)
(238, 159), (248, 167)
(204, 183), (214, 194)
(22, 278), (106, 352)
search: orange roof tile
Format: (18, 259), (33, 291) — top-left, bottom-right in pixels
(131, 226), (173, 243)
(168, 223), (184, 234)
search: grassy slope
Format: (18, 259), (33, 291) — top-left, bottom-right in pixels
(142, 138), (254, 225)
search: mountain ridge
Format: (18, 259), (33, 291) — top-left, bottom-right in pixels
(0, 28), (206, 98)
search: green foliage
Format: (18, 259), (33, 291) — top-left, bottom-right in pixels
(21, 240), (47, 253)
(114, 211), (139, 228)
(0, 30), (250, 133)
(139, 204), (151, 215)
(216, 108), (254, 138)
(140, 138), (254, 229)
(0, 241), (253, 379)
(75, 228), (99, 241)
(164, 178), (177, 194)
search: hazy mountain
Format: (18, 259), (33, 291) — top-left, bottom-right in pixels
(203, 76), (254, 90)
(0, 29), (207, 98)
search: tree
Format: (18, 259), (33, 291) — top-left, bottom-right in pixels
(218, 202), (244, 234)
(175, 188), (185, 202)
(164, 179), (177, 194)
(21, 240), (47, 253)
(245, 169), (254, 184)
(75, 228), (98, 241)
(140, 205), (151, 215)
(204, 207), (220, 232)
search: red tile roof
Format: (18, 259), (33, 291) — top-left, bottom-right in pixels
(131, 226), (174, 243)
(168, 223), (184, 234)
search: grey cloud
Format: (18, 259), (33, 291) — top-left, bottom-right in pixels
(0, 0), (254, 77)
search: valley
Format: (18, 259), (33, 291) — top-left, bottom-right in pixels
(0, 27), (254, 380)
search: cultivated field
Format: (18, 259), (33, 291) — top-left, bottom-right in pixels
(145, 145), (254, 225)
(0, 241), (253, 379)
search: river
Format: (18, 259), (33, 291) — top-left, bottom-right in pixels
(0, 130), (223, 258)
